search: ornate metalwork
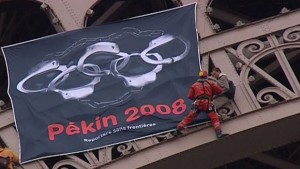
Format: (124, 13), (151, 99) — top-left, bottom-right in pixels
(2, 1), (300, 169)
(44, 4), (300, 169)
(223, 25), (300, 111)
(283, 26), (300, 42)
(218, 101), (238, 117)
(256, 87), (290, 104)
(116, 143), (135, 156)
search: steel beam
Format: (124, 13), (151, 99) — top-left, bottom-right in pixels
(91, 1), (126, 26)
(250, 153), (300, 169)
(99, 98), (300, 169)
(38, 0), (97, 31)
(181, 0), (215, 38)
(199, 9), (300, 54)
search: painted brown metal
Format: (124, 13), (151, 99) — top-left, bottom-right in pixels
(0, 0), (300, 168)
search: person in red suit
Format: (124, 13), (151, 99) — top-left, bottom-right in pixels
(174, 70), (228, 138)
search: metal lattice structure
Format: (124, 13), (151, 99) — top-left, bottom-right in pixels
(0, 0), (300, 168)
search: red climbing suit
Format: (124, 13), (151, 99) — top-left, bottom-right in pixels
(177, 77), (223, 135)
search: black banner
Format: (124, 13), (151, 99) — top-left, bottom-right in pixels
(2, 4), (210, 163)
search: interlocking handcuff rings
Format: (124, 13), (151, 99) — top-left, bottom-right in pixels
(140, 34), (190, 65)
(17, 34), (191, 105)
(17, 60), (68, 93)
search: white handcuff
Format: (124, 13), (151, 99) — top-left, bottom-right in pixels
(48, 42), (130, 100)
(47, 64), (101, 100)
(77, 42), (129, 76)
(17, 60), (68, 93)
(17, 34), (190, 103)
(110, 53), (163, 89)
(140, 34), (190, 65)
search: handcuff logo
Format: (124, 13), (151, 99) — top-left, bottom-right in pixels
(16, 28), (191, 108)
